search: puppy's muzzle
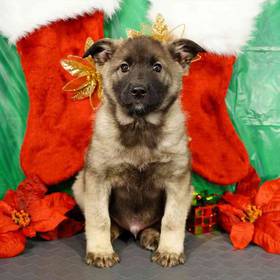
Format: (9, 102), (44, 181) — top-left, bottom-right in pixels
(130, 85), (147, 99)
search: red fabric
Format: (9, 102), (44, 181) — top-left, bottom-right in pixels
(222, 192), (251, 211)
(182, 53), (250, 184)
(236, 166), (261, 200)
(17, 13), (103, 185)
(0, 177), (80, 258)
(218, 169), (280, 254)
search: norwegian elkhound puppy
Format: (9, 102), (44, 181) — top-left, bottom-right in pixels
(72, 36), (204, 268)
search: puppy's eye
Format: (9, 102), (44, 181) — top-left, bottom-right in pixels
(152, 62), (162, 73)
(120, 62), (129, 73)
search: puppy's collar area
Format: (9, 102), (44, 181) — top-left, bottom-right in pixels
(115, 107), (162, 128)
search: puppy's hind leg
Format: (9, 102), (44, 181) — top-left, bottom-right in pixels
(111, 220), (124, 242)
(140, 226), (160, 251)
(72, 170), (85, 212)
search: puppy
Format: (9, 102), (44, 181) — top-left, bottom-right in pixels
(72, 36), (204, 268)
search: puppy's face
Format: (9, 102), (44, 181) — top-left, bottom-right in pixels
(84, 36), (204, 117)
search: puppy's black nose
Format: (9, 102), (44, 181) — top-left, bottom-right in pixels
(130, 86), (147, 99)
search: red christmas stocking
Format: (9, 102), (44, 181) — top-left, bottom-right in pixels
(17, 14), (103, 184)
(0, 1), (121, 186)
(148, 0), (266, 184)
(182, 54), (250, 185)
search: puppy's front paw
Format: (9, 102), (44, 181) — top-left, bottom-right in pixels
(86, 252), (120, 268)
(152, 251), (185, 267)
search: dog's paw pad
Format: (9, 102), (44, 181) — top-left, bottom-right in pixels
(85, 252), (120, 268)
(152, 251), (185, 267)
(140, 229), (160, 251)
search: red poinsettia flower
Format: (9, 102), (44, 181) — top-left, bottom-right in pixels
(218, 167), (280, 253)
(0, 177), (77, 258)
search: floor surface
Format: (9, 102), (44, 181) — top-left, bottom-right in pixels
(1, 232), (279, 280)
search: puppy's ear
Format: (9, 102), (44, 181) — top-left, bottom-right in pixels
(168, 39), (205, 69)
(83, 39), (116, 65)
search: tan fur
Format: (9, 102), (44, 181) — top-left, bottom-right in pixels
(72, 36), (195, 268)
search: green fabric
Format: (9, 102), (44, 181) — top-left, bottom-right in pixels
(192, 173), (235, 196)
(0, 37), (28, 198)
(226, 0), (280, 182)
(104, 0), (150, 38)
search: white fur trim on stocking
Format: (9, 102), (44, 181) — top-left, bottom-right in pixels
(0, 0), (121, 43)
(148, 0), (269, 55)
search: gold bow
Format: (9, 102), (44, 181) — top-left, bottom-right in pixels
(61, 37), (102, 109)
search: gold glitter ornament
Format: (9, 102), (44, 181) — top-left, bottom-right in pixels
(151, 14), (171, 42)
